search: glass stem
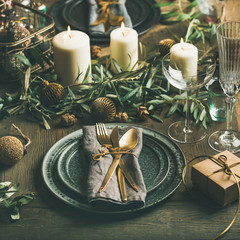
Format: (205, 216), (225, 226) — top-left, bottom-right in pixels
(226, 97), (235, 132)
(184, 90), (191, 133)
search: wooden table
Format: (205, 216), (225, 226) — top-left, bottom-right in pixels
(1, 1), (240, 239)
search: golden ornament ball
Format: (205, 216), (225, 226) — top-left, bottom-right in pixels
(90, 97), (116, 122)
(0, 136), (24, 165)
(39, 80), (65, 106)
(158, 39), (176, 56)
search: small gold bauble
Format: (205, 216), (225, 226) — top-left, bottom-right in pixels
(91, 97), (116, 122)
(0, 136), (24, 165)
(158, 39), (176, 56)
(39, 80), (65, 106)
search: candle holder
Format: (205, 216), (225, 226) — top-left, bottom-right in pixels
(0, 1), (55, 83)
(162, 51), (216, 143)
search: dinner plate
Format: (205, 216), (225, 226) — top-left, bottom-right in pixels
(42, 124), (185, 214)
(57, 133), (170, 195)
(49, 0), (161, 43)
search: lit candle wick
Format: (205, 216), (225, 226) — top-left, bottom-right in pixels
(121, 22), (126, 37)
(180, 38), (184, 50)
(67, 25), (72, 39)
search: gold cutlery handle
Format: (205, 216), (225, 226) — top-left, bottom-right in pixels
(117, 167), (127, 202)
(99, 154), (121, 192)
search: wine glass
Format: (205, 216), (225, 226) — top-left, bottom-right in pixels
(208, 22), (240, 153)
(162, 51), (216, 143)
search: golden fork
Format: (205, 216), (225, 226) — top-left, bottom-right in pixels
(96, 123), (139, 202)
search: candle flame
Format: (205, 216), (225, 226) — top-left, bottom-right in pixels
(67, 25), (72, 39)
(121, 22), (126, 37)
(180, 38), (184, 44)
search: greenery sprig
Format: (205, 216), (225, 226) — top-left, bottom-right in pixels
(0, 181), (34, 220)
(0, 0), (218, 129)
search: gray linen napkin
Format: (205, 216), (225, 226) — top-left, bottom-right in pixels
(83, 125), (146, 210)
(86, 0), (132, 35)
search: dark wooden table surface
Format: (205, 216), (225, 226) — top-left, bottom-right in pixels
(1, 1), (240, 240)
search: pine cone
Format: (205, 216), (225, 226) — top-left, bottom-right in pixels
(55, 113), (77, 127)
(91, 45), (102, 59)
(115, 112), (128, 122)
(136, 106), (149, 121)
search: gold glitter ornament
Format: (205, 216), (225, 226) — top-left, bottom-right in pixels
(39, 80), (65, 106)
(90, 97), (116, 122)
(0, 136), (24, 165)
(158, 39), (176, 56)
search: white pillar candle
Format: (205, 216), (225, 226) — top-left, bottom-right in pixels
(110, 23), (138, 73)
(170, 39), (198, 78)
(52, 27), (91, 86)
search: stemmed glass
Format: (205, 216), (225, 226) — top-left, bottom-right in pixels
(208, 22), (240, 153)
(162, 51), (216, 143)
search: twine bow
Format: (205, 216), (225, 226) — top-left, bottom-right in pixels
(92, 144), (135, 161)
(182, 155), (240, 240)
(91, 0), (124, 32)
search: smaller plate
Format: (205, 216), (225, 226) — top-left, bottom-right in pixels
(57, 141), (88, 196)
(57, 133), (170, 195)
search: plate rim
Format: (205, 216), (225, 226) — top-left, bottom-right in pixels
(42, 123), (186, 214)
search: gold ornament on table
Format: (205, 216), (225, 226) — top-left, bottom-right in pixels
(115, 111), (128, 122)
(0, 124), (31, 165)
(90, 97), (116, 122)
(158, 39), (176, 56)
(39, 80), (65, 106)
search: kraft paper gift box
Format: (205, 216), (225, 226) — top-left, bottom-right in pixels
(191, 150), (240, 206)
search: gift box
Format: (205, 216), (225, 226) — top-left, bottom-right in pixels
(191, 150), (240, 206)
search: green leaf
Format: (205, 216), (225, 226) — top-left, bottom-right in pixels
(81, 103), (91, 113)
(154, 2), (175, 7)
(149, 114), (163, 123)
(82, 65), (91, 84)
(15, 54), (31, 67)
(0, 182), (11, 191)
(147, 99), (165, 105)
(122, 88), (139, 102)
(161, 11), (180, 19)
(210, 24), (217, 46)
(42, 115), (51, 130)
(190, 101), (195, 113)
(10, 205), (20, 220)
(193, 106), (199, 119)
(112, 59), (122, 73)
(67, 87), (76, 100)
(24, 67), (31, 94)
(166, 102), (179, 117)
(160, 94), (173, 101)
(199, 109), (206, 121)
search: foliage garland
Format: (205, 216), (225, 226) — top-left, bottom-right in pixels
(0, 0), (219, 130)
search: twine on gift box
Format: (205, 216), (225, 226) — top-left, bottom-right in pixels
(182, 154), (240, 240)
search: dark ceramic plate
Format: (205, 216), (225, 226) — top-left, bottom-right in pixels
(49, 0), (161, 43)
(57, 134), (170, 195)
(42, 124), (185, 214)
